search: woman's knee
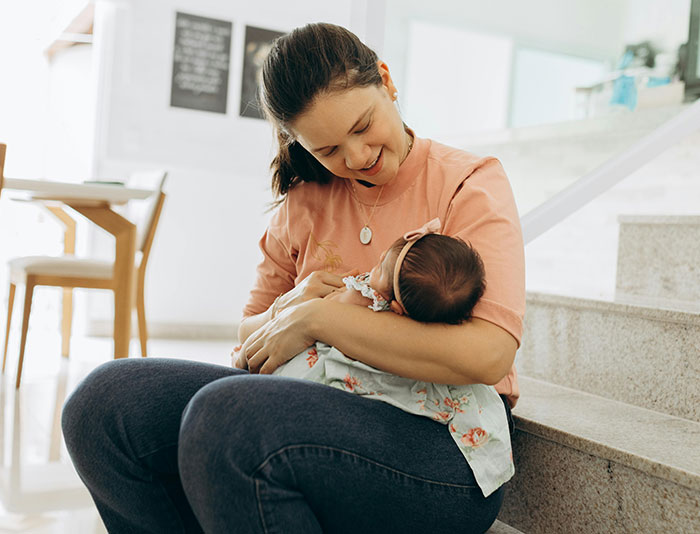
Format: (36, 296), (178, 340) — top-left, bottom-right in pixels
(178, 378), (241, 460)
(62, 358), (162, 456)
(179, 375), (278, 443)
(178, 376), (283, 477)
(178, 379), (240, 494)
(62, 360), (131, 441)
(64, 358), (243, 454)
(178, 375), (335, 474)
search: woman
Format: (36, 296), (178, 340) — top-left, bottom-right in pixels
(62, 22), (524, 534)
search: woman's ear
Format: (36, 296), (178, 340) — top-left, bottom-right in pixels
(390, 300), (406, 316)
(376, 60), (397, 98)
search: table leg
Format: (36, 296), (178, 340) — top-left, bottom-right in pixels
(71, 205), (136, 359)
(112, 222), (136, 358)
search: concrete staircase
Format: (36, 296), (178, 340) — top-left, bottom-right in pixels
(497, 215), (700, 533)
(615, 215), (700, 312)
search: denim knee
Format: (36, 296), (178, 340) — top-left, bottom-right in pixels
(177, 375), (287, 483)
(178, 378), (242, 471)
(62, 359), (131, 449)
(176, 378), (257, 527)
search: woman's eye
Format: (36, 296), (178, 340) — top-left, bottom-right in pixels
(324, 147), (337, 157)
(356, 122), (370, 134)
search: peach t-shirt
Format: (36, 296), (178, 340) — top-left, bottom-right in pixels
(243, 137), (525, 407)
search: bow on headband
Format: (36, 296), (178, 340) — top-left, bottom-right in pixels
(401, 218), (441, 242)
(392, 218), (442, 315)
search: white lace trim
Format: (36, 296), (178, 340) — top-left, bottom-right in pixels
(343, 273), (390, 312)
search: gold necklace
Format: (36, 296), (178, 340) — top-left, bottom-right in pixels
(404, 130), (414, 162)
(350, 180), (385, 245)
(349, 131), (413, 245)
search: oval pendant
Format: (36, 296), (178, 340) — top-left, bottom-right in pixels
(359, 226), (373, 245)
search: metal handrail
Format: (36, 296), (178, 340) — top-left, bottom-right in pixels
(521, 98), (700, 244)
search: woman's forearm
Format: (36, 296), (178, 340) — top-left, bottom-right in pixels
(239, 271), (352, 345)
(304, 299), (517, 385)
(238, 288), (366, 345)
(238, 307), (274, 344)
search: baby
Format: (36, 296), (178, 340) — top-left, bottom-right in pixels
(323, 218), (485, 324)
(272, 217), (485, 376)
(270, 218), (513, 496)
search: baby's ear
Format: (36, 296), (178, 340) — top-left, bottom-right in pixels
(390, 300), (406, 315)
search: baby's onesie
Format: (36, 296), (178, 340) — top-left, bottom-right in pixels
(273, 274), (514, 497)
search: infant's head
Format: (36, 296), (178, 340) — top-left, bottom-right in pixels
(369, 233), (485, 324)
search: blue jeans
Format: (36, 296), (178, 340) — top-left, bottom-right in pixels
(62, 358), (505, 533)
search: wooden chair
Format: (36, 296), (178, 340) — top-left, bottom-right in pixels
(2, 169), (167, 388)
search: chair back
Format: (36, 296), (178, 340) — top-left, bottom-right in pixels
(0, 143), (6, 198)
(139, 179), (166, 272)
(126, 170), (168, 254)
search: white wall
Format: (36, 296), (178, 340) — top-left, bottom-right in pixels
(383, 0), (631, 103)
(403, 21), (513, 138)
(0, 2), (97, 336)
(0, 3), (51, 178)
(510, 49), (607, 127)
(86, 0), (362, 338)
(45, 45), (95, 181)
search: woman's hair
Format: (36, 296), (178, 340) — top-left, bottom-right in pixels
(388, 235), (486, 325)
(260, 23), (382, 198)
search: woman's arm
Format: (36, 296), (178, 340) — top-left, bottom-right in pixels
(311, 300), (517, 384)
(238, 307), (276, 345)
(244, 298), (517, 385)
(324, 286), (373, 307)
(238, 270), (352, 344)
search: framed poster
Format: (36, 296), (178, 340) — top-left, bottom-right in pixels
(239, 25), (285, 119)
(171, 12), (232, 114)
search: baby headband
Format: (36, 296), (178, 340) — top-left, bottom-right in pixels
(392, 217), (442, 314)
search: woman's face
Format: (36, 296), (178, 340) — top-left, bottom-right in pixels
(369, 248), (398, 301)
(289, 63), (408, 186)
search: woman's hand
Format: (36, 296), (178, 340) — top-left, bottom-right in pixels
(231, 345), (248, 369)
(238, 270), (357, 346)
(242, 300), (319, 375)
(275, 270), (356, 314)
(325, 286), (373, 307)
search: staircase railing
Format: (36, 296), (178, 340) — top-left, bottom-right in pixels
(521, 98), (700, 244)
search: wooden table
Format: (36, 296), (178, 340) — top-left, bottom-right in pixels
(3, 178), (154, 359)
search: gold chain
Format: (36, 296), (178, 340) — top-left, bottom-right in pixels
(348, 129), (413, 244)
(350, 180), (385, 229)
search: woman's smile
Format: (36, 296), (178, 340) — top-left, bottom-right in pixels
(359, 148), (383, 176)
(290, 81), (408, 186)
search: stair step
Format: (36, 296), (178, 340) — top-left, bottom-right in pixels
(616, 215), (700, 312)
(519, 291), (700, 421)
(499, 377), (700, 533)
(487, 519), (525, 533)
(513, 377), (699, 489)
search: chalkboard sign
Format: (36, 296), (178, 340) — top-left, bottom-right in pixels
(170, 12), (232, 114)
(240, 26), (285, 119)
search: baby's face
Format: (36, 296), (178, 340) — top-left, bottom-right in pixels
(368, 248), (397, 302)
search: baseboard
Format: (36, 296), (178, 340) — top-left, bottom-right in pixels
(87, 319), (239, 341)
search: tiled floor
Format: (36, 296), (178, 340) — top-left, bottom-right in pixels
(0, 330), (233, 533)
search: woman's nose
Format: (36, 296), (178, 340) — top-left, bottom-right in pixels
(344, 141), (371, 170)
